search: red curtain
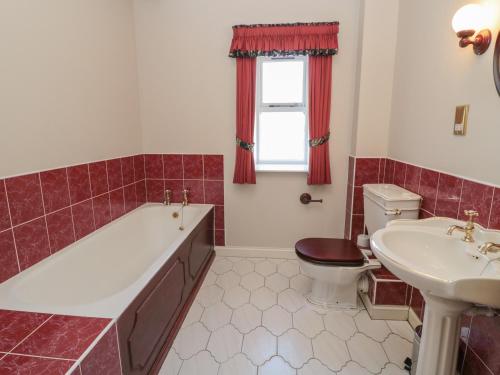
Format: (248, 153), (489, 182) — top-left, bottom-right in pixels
(233, 57), (257, 184)
(308, 56), (333, 185)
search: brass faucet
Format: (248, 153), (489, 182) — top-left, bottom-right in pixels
(182, 189), (190, 206)
(447, 210), (479, 243)
(164, 189), (172, 206)
(478, 242), (500, 255)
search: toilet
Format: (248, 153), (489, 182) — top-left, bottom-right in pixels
(296, 184), (421, 309)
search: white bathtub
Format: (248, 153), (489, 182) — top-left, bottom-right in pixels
(0, 203), (213, 318)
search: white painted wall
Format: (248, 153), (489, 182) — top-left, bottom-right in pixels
(352, 0), (400, 157)
(0, 0), (142, 177)
(133, 0), (363, 248)
(389, 0), (500, 186)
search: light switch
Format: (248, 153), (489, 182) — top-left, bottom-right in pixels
(454, 105), (469, 136)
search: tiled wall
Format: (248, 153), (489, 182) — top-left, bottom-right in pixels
(144, 154), (225, 246)
(0, 153), (225, 285)
(346, 156), (500, 375)
(0, 309), (120, 374)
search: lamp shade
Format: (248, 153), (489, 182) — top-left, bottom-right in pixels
(452, 4), (488, 33)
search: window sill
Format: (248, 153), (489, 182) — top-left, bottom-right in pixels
(255, 164), (308, 173)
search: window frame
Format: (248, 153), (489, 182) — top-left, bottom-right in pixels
(254, 55), (309, 172)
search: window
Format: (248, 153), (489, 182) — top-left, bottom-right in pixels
(255, 56), (309, 172)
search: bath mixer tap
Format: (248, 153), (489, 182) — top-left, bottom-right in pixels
(478, 242), (500, 255)
(164, 189), (172, 206)
(447, 210), (479, 243)
(182, 189), (190, 206)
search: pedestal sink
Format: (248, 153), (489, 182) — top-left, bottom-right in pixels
(370, 217), (500, 375)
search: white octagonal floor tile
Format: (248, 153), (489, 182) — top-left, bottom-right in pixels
(323, 310), (357, 340)
(278, 329), (313, 369)
(182, 301), (203, 328)
(289, 274), (312, 295)
(354, 310), (391, 342)
(255, 260), (277, 277)
(233, 259), (255, 276)
(278, 289), (306, 313)
(219, 353), (257, 375)
(258, 356), (295, 375)
(196, 284), (224, 308)
(266, 273), (289, 293)
(231, 303), (262, 334)
(278, 261), (300, 278)
(380, 363), (409, 375)
(178, 350), (218, 375)
(201, 302), (232, 331)
(387, 320), (415, 342)
(216, 271), (241, 290)
(298, 359), (335, 375)
(202, 270), (217, 287)
(262, 305), (292, 336)
(347, 333), (388, 373)
(223, 286), (250, 308)
(312, 331), (350, 371)
(158, 349), (182, 375)
(250, 287), (277, 311)
(293, 307), (324, 338)
(337, 361), (371, 375)
(382, 334), (413, 368)
(212, 258), (233, 275)
(242, 326), (277, 366)
(173, 322), (210, 360)
(207, 324), (243, 362)
(241, 272), (265, 291)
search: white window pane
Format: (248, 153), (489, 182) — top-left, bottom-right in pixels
(262, 60), (304, 104)
(258, 112), (306, 162)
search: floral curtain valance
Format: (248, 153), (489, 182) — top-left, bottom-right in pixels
(228, 22), (339, 58)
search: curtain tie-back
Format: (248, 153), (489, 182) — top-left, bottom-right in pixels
(309, 132), (330, 148)
(236, 137), (254, 152)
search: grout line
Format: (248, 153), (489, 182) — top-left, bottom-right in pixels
(487, 188), (495, 229)
(9, 314), (54, 355)
(457, 179), (465, 220)
(3, 180), (21, 273)
(433, 173), (441, 215)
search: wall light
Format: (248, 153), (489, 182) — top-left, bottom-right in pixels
(452, 4), (492, 55)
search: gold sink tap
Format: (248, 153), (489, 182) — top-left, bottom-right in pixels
(447, 210), (479, 243)
(478, 242), (500, 255)
(182, 189), (190, 206)
(164, 189), (172, 206)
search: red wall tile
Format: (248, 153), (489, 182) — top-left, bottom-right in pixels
(435, 173), (463, 219)
(383, 159), (395, 184)
(109, 188), (125, 220)
(0, 180), (11, 231)
(404, 165), (421, 194)
(146, 179), (165, 203)
(0, 310), (51, 352)
(67, 165), (91, 205)
(164, 180), (184, 203)
(106, 159), (123, 191)
(458, 180), (494, 227)
(215, 205), (225, 230)
(410, 287), (424, 321)
(72, 201), (95, 240)
(6, 173), (44, 226)
(354, 158), (380, 186)
(0, 230), (18, 283)
(124, 184), (137, 213)
(13, 218), (50, 271)
(133, 155), (145, 181)
(393, 161), (407, 187)
(80, 326), (121, 375)
(461, 348), (494, 375)
(145, 154), (163, 179)
(489, 188), (500, 230)
(203, 155), (224, 180)
(135, 181), (146, 204)
(163, 154), (183, 180)
(467, 315), (500, 374)
(204, 180), (224, 205)
(347, 156), (355, 186)
(40, 168), (70, 214)
(352, 187), (364, 215)
(183, 154), (203, 180)
(418, 169), (439, 214)
(215, 229), (225, 246)
(92, 194), (111, 230)
(89, 162), (108, 197)
(46, 208), (75, 253)
(13, 315), (110, 360)
(350, 214), (364, 241)
(184, 180), (204, 204)
(0, 355), (74, 375)
(121, 157), (134, 186)
(374, 281), (407, 305)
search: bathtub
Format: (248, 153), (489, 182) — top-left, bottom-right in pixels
(0, 203), (214, 319)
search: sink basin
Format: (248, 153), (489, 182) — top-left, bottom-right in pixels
(371, 217), (500, 375)
(371, 218), (500, 308)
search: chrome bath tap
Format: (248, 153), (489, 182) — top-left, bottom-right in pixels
(447, 210), (479, 243)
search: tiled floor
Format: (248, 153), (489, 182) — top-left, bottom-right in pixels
(160, 256), (415, 375)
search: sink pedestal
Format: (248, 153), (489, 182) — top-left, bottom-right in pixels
(417, 293), (471, 375)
